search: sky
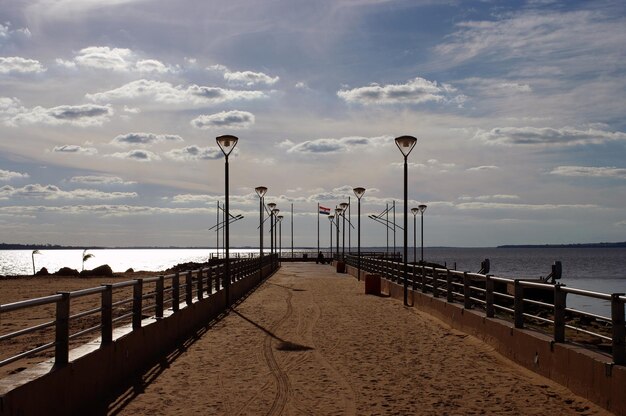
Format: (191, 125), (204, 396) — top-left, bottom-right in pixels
(0, 0), (625, 248)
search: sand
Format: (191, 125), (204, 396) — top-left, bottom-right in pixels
(87, 263), (610, 416)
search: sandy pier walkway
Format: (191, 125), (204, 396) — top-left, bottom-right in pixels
(101, 263), (609, 415)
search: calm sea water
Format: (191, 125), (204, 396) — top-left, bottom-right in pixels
(1, 247), (624, 316)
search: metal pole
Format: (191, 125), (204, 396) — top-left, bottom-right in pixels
(357, 197), (361, 280)
(317, 203), (320, 256)
(224, 156), (230, 305)
(330, 218), (333, 258)
(403, 157), (408, 306)
(270, 211), (274, 256)
(260, 196), (263, 272)
(342, 210), (346, 260)
(216, 201), (219, 259)
(393, 200), (396, 258)
(421, 212), (424, 263)
(336, 211), (340, 260)
(413, 214), (417, 264)
(291, 203), (294, 259)
(386, 202), (389, 257)
(348, 196), (351, 254)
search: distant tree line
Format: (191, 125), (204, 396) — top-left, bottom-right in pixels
(498, 242), (626, 248)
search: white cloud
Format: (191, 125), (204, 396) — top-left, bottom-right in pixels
(108, 150), (160, 162)
(285, 135), (392, 154)
(0, 57), (46, 74)
(58, 46), (175, 73)
(0, 169), (29, 181)
(191, 110), (255, 129)
(474, 126), (626, 147)
(111, 132), (183, 147)
(390, 158), (456, 172)
(208, 64), (279, 86)
(52, 145), (98, 155)
(0, 23), (31, 44)
(0, 184), (136, 200)
(123, 106), (141, 114)
(2, 101), (113, 127)
(457, 78), (532, 96)
(467, 165), (499, 172)
(337, 77), (458, 105)
(458, 194), (520, 202)
(69, 175), (136, 185)
(456, 202), (598, 211)
(86, 79), (267, 106)
(164, 145), (223, 161)
(0, 204), (213, 218)
(549, 166), (626, 179)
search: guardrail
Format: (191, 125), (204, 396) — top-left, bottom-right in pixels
(0, 254), (278, 371)
(346, 255), (625, 365)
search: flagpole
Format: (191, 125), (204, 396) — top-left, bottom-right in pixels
(317, 202), (320, 255)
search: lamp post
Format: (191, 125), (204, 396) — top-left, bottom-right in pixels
(411, 207), (419, 264)
(339, 202), (349, 260)
(255, 186), (267, 275)
(267, 202), (276, 257)
(328, 214), (334, 259)
(334, 207), (342, 261)
(353, 187), (365, 281)
(272, 208), (280, 267)
(395, 135), (417, 306)
(277, 215), (284, 261)
(419, 204), (427, 263)
(216, 134), (239, 305)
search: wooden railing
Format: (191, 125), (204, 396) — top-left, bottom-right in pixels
(345, 254), (625, 365)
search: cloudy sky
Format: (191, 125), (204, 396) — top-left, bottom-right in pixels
(1, 0), (625, 248)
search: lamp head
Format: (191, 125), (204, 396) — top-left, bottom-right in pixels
(255, 186), (268, 197)
(339, 202), (349, 210)
(216, 135), (239, 157)
(335, 207), (343, 215)
(277, 215), (284, 221)
(418, 204), (427, 213)
(353, 187), (366, 199)
(395, 135), (417, 157)
(328, 215), (334, 220)
(411, 207), (419, 216)
(272, 208), (280, 214)
(267, 202), (276, 209)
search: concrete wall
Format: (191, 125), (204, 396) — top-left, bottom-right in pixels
(0, 264), (275, 416)
(345, 264), (625, 416)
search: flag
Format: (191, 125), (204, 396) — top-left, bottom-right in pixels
(319, 205), (331, 215)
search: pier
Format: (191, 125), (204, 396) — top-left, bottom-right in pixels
(1, 261), (622, 415)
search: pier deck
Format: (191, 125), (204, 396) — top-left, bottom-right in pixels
(100, 262), (609, 415)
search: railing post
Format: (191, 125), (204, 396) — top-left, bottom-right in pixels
(156, 275), (164, 318)
(197, 269), (204, 300)
(412, 263), (417, 291)
(55, 292), (70, 367)
(463, 272), (471, 309)
(553, 284), (567, 342)
(446, 270), (453, 303)
(514, 280), (524, 328)
(485, 275), (494, 318)
(432, 267), (439, 298)
(132, 279), (143, 330)
(421, 266), (427, 293)
(207, 267), (213, 295)
(101, 284), (113, 344)
(186, 271), (193, 306)
(611, 293), (625, 365)
(172, 272), (180, 311)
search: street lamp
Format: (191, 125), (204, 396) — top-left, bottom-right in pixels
(267, 202), (276, 256)
(216, 134), (239, 305)
(334, 207), (343, 261)
(277, 215), (284, 260)
(395, 135), (417, 306)
(353, 187), (366, 281)
(411, 207), (419, 264)
(272, 208), (280, 267)
(339, 202), (349, 260)
(255, 186), (267, 275)
(328, 214), (334, 259)
(418, 204), (427, 263)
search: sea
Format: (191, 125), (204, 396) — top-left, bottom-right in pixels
(1, 247), (624, 317)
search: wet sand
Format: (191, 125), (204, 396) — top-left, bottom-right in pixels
(96, 263), (610, 415)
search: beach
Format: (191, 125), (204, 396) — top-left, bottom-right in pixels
(85, 263), (609, 415)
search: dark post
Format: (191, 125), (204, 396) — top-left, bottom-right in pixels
(554, 284), (567, 342)
(172, 271), (180, 311)
(132, 278), (143, 330)
(353, 187), (365, 281)
(156, 275), (164, 318)
(186, 271), (193, 306)
(485, 275), (495, 318)
(55, 292), (70, 367)
(101, 284), (113, 344)
(611, 293), (625, 365)
(197, 269), (204, 300)
(514, 280), (524, 328)
(335, 208), (340, 260)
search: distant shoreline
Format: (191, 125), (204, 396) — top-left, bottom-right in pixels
(497, 242), (626, 249)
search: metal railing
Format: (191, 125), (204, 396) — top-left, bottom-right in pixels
(0, 254), (278, 371)
(346, 254), (625, 365)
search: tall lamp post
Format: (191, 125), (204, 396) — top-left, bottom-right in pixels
(255, 186), (267, 275)
(272, 208), (280, 266)
(267, 203), (276, 256)
(411, 207), (419, 264)
(334, 207), (342, 261)
(353, 187), (366, 281)
(328, 215), (334, 259)
(395, 135), (417, 306)
(216, 134), (239, 306)
(418, 204), (427, 263)
(339, 202), (349, 260)
(277, 215), (284, 261)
